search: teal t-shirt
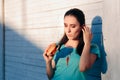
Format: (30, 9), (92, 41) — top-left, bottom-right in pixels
(52, 44), (101, 80)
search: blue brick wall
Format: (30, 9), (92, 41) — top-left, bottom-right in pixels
(0, 0), (105, 80)
(0, 23), (3, 80)
(5, 26), (48, 80)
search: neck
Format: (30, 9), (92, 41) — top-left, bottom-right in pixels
(65, 39), (79, 48)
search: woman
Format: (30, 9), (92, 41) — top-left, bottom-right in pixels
(43, 8), (101, 80)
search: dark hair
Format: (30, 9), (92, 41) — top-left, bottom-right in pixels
(58, 8), (85, 56)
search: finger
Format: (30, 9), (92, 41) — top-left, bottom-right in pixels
(82, 26), (85, 32)
(88, 27), (92, 35)
(85, 27), (91, 33)
(49, 55), (53, 60)
(45, 45), (51, 53)
(83, 26), (87, 32)
(82, 29), (85, 33)
(85, 26), (89, 31)
(43, 52), (48, 58)
(86, 27), (90, 33)
(43, 53), (48, 60)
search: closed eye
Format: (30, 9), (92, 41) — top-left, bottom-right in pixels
(71, 25), (76, 28)
(64, 23), (67, 27)
(70, 24), (76, 28)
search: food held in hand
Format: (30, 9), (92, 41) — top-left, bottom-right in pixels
(47, 43), (58, 56)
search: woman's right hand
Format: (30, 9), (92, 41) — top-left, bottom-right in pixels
(43, 44), (54, 64)
(43, 44), (56, 79)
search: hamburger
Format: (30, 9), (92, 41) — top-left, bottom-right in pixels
(46, 43), (58, 56)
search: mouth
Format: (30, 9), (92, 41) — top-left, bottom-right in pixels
(67, 34), (72, 37)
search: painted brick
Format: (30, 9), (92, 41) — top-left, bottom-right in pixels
(3, 0), (112, 80)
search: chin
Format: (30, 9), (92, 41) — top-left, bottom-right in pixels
(68, 38), (74, 40)
(68, 37), (79, 40)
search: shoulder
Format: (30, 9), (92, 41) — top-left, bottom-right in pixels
(91, 43), (99, 48)
(90, 43), (100, 58)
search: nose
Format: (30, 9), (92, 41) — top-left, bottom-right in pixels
(67, 27), (71, 33)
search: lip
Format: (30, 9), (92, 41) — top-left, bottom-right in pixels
(67, 34), (72, 37)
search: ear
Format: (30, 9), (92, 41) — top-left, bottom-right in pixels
(81, 24), (85, 29)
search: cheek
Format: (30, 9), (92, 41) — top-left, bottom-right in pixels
(73, 29), (81, 37)
(74, 28), (81, 35)
(64, 28), (67, 34)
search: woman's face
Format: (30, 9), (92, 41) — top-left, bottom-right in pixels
(64, 15), (82, 40)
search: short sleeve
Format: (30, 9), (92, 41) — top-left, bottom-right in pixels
(53, 51), (59, 64)
(90, 43), (100, 58)
(53, 44), (73, 64)
(52, 43), (60, 64)
(52, 45), (64, 64)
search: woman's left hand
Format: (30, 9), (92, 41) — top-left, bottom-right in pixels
(82, 26), (92, 45)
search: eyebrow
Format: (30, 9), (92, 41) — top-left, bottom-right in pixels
(64, 23), (76, 26)
(70, 24), (75, 26)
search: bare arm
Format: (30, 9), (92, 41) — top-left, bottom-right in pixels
(43, 44), (56, 79)
(45, 60), (54, 79)
(79, 26), (97, 72)
(79, 43), (97, 72)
